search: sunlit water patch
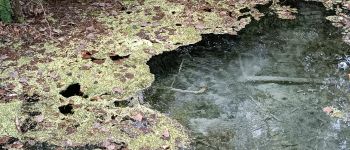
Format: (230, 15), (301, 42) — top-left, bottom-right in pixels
(146, 2), (350, 149)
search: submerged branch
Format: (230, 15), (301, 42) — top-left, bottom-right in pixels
(239, 76), (325, 84)
(170, 59), (184, 88)
(156, 86), (208, 94)
(238, 53), (325, 85)
(169, 86), (207, 94)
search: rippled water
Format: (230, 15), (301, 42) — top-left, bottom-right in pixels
(146, 2), (350, 149)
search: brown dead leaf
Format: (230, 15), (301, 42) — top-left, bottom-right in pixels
(92, 58), (105, 64)
(0, 136), (11, 145)
(133, 113), (143, 122)
(323, 106), (333, 114)
(161, 145), (170, 149)
(161, 129), (170, 140)
(81, 51), (92, 59)
(86, 26), (95, 32)
(34, 115), (44, 123)
(125, 73), (134, 79)
(112, 87), (124, 94)
(10, 141), (23, 149)
(15, 116), (21, 133)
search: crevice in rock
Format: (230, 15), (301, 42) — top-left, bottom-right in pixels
(58, 104), (74, 115)
(20, 118), (37, 133)
(59, 83), (87, 98)
(109, 54), (129, 61)
(114, 100), (130, 108)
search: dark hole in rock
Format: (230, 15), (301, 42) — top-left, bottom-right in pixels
(126, 11), (132, 14)
(59, 83), (86, 98)
(121, 115), (132, 122)
(24, 94), (40, 103)
(28, 111), (42, 116)
(20, 118), (37, 133)
(110, 54), (130, 61)
(203, 8), (212, 12)
(238, 14), (251, 20)
(114, 100), (130, 108)
(58, 104), (74, 115)
(91, 58), (105, 64)
(239, 7), (250, 13)
(23, 142), (58, 150)
(0, 136), (19, 147)
(172, 11), (176, 14)
(175, 23), (182, 26)
(81, 51), (92, 59)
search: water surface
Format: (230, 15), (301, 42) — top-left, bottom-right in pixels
(146, 2), (350, 149)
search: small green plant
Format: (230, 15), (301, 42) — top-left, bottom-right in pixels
(0, 0), (12, 23)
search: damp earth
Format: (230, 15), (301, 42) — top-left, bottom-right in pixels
(146, 2), (350, 149)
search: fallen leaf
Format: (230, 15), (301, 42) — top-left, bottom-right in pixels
(125, 73), (134, 79)
(34, 115), (44, 123)
(133, 113), (143, 122)
(58, 37), (65, 42)
(112, 87), (124, 94)
(161, 129), (170, 140)
(53, 29), (63, 34)
(323, 106), (333, 114)
(331, 109), (344, 118)
(10, 141), (23, 148)
(161, 145), (170, 149)
(0, 89), (6, 95)
(92, 58), (105, 64)
(86, 26), (95, 32)
(81, 51), (92, 59)
(86, 33), (96, 40)
(0, 136), (11, 145)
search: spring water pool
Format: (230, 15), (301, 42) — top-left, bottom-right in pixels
(146, 2), (350, 149)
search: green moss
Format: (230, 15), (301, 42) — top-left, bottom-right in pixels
(0, 101), (21, 137)
(128, 105), (189, 150)
(0, 0), (12, 23)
